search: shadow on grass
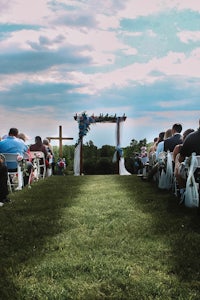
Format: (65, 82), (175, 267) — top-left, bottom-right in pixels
(114, 175), (200, 284)
(1, 174), (200, 299)
(0, 176), (84, 299)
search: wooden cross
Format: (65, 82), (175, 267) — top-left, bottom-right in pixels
(47, 125), (73, 158)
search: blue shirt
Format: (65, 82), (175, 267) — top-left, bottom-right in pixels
(0, 136), (28, 169)
(156, 141), (164, 159)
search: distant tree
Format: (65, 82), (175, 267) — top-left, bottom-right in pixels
(52, 139), (149, 175)
(130, 139), (138, 147)
(82, 143), (115, 174)
(98, 145), (115, 158)
(83, 140), (98, 160)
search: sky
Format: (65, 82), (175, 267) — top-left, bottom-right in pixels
(0, 0), (200, 148)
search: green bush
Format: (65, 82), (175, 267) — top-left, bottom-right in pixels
(83, 159), (97, 175)
(96, 157), (115, 174)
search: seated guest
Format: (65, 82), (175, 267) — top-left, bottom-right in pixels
(18, 132), (29, 143)
(29, 136), (48, 158)
(0, 128), (28, 169)
(139, 146), (148, 165)
(146, 124), (182, 181)
(148, 137), (158, 158)
(173, 128), (194, 163)
(156, 132), (165, 147)
(43, 138), (54, 176)
(1, 135), (8, 140)
(43, 138), (54, 161)
(163, 123), (183, 152)
(179, 121), (200, 161)
(143, 132), (164, 180)
(0, 128), (31, 187)
(29, 136), (48, 178)
(29, 136), (48, 169)
(156, 129), (172, 159)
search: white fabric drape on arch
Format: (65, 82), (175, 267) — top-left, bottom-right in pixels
(116, 118), (131, 176)
(74, 142), (81, 176)
(119, 157), (131, 175)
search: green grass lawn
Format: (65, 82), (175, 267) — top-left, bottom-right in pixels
(0, 175), (200, 300)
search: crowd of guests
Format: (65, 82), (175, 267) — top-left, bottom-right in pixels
(139, 120), (200, 206)
(0, 127), (60, 206)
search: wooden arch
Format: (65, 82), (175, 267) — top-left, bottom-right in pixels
(74, 113), (127, 175)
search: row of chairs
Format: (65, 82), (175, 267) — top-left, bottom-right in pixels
(1, 151), (46, 192)
(142, 151), (200, 208)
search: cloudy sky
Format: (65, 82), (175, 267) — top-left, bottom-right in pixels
(0, 0), (200, 148)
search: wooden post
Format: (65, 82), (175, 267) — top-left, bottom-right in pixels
(80, 137), (83, 175)
(47, 125), (73, 158)
(116, 118), (120, 175)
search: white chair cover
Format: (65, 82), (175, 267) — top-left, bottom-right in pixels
(158, 151), (173, 190)
(184, 153), (199, 208)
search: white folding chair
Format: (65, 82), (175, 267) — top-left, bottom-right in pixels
(21, 152), (37, 188)
(2, 153), (24, 192)
(158, 151), (173, 190)
(29, 151), (46, 179)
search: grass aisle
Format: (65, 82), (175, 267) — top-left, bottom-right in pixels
(0, 175), (200, 299)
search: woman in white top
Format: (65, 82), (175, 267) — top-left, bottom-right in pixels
(156, 129), (172, 159)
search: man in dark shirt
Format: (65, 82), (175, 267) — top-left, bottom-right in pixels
(29, 136), (48, 157)
(179, 121), (200, 162)
(164, 123), (183, 152)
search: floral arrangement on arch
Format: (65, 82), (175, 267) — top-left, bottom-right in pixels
(74, 112), (126, 142)
(75, 112), (96, 141)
